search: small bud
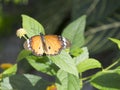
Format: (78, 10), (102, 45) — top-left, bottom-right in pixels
(16, 28), (27, 39)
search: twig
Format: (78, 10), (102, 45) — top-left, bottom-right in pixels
(86, 0), (99, 15)
(85, 22), (120, 36)
(104, 59), (120, 70)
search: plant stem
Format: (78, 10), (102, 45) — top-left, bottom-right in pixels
(104, 59), (120, 70)
(82, 60), (119, 80)
(23, 35), (28, 40)
(82, 74), (94, 81)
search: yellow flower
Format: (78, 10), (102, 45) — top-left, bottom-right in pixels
(46, 84), (57, 90)
(16, 28), (27, 39)
(0, 63), (13, 70)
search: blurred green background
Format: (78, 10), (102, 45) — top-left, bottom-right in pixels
(0, 0), (120, 78)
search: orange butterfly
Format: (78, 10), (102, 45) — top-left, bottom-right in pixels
(23, 33), (70, 56)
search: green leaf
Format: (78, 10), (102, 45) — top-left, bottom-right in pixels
(91, 70), (120, 90)
(62, 15), (86, 55)
(71, 48), (83, 57)
(116, 66), (120, 69)
(26, 56), (49, 71)
(26, 0), (71, 34)
(22, 14), (45, 38)
(1, 74), (51, 90)
(16, 49), (31, 62)
(2, 64), (17, 75)
(77, 58), (101, 73)
(23, 74), (41, 86)
(56, 69), (80, 90)
(74, 47), (89, 65)
(1, 77), (13, 90)
(48, 50), (78, 77)
(109, 38), (120, 49)
(26, 56), (56, 75)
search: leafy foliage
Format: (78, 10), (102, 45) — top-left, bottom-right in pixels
(62, 15), (86, 54)
(56, 69), (80, 90)
(0, 0), (120, 90)
(1, 74), (51, 90)
(48, 50), (78, 77)
(91, 69), (120, 90)
(22, 15), (45, 38)
(1, 14), (120, 90)
(109, 38), (120, 49)
(0, 15), (102, 90)
(77, 58), (101, 73)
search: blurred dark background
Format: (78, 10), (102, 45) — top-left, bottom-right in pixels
(0, 0), (120, 89)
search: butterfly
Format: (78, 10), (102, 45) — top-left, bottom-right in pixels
(23, 33), (70, 56)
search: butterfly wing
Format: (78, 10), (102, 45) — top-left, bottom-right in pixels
(28, 35), (44, 56)
(24, 34), (70, 56)
(44, 35), (63, 55)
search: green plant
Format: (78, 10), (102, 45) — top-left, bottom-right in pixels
(0, 15), (120, 90)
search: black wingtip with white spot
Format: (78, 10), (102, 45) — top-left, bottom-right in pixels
(58, 36), (71, 49)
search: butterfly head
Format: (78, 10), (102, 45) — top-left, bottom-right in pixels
(23, 39), (32, 51)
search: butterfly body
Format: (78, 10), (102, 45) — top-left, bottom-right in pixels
(24, 34), (70, 56)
